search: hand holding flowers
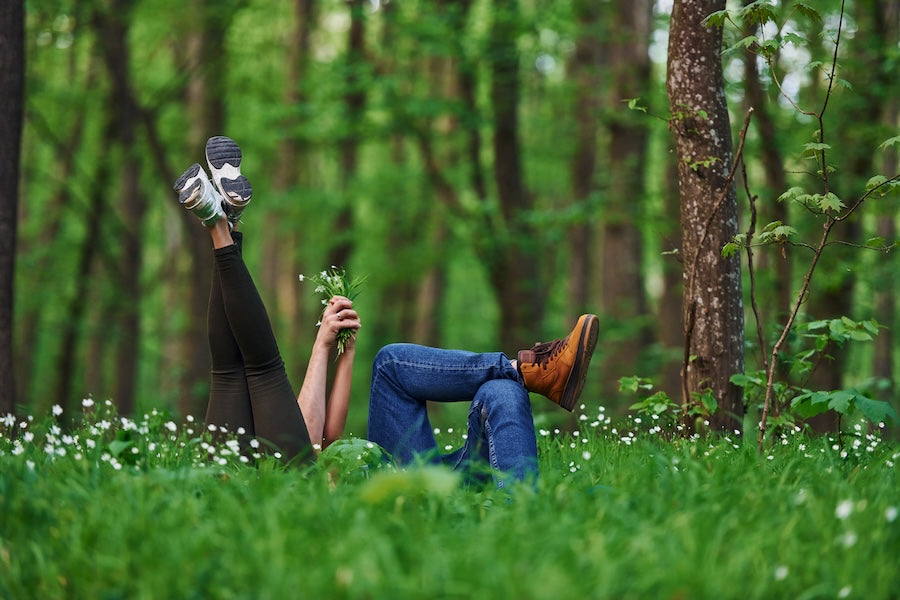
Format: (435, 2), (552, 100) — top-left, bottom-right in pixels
(300, 267), (365, 356)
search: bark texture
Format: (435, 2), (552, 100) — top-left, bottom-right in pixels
(667, 0), (744, 430)
(0, 0), (24, 414)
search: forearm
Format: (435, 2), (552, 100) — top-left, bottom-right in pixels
(297, 342), (330, 448)
(323, 348), (355, 447)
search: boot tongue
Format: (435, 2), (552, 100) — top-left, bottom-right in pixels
(519, 339), (563, 366)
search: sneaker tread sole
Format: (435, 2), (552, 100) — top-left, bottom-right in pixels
(206, 136), (252, 206)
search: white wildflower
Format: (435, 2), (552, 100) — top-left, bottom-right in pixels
(82, 398), (94, 408)
(835, 500), (854, 520)
(885, 506), (898, 523)
(774, 566), (788, 581)
(52, 405), (63, 416)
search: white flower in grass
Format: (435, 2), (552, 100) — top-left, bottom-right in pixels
(52, 404), (63, 416)
(885, 506), (898, 523)
(774, 565), (788, 581)
(838, 586), (851, 598)
(208, 424), (217, 432)
(839, 531), (857, 548)
(25, 460), (35, 470)
(298, 274), (305, 282)
(186, 415), (195, 423)
(86, 438), (96, 449)
(165, 421), (177, 433)
(237, 427), (246, 435)
(2, 413), (15, 427)
(250, 438), (260, 449)
(582, 451), (592, 461)
(835, 500), (854, 520)
(23, 431), (34, 443)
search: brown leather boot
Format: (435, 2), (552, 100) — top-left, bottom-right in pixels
(517, 314), (599, 411)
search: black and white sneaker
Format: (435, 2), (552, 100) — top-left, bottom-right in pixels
(205, 135), (252, 224)
(173, 163), (226, 227)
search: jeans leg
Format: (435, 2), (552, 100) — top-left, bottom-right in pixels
(457, 379), (538, 487)
(367, 343), (521, 464)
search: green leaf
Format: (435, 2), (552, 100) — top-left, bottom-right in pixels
(817, 192), (845, 213)
(826, 390), (855, 414)
(778, 187), (804, 203)
(866, 237), (886, 248)
(619, 376), (653, 394)
(804, 60), (824, 72)
(835, 78), (852, 91)
(730, 373), (762, 387)
(853, 395), (898, 423)
(109, 440), (133, 457)
(701, 392), (718, 413)
(722, 242), (740, 258)
(793, 1), (822, 23)
(877, 135), (900, 150)
(866, 175), (888, 191)
(625, 97), (648, 113)
(782, 32), (807, 46)
(702, 10), (730, 28)
(803, 142), (831, 153)
(739, 0), (777, 25)
(735, 35), (759, 49)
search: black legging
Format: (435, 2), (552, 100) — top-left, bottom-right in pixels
(205, 232), (312, 462)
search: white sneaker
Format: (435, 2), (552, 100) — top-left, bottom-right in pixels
(205, 135), (252, 224)
(173, 163), (226, 227)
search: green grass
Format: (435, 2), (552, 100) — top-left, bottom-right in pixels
(1, 401), (898, 599)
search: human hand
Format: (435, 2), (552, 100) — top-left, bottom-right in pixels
(317, 295), (361, 353)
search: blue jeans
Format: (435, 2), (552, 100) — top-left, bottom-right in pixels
(367, 344), (538, 487)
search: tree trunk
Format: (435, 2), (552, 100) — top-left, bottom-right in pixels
(94, 0), (146, 415)
(262, 0), (317, 371)
(171, 0), (231, 418)
(869, 0), (898, 409)
(600, 0), (653, 398)
(488, 0), (544, 352)
(658, 152), (684, 401)
(0, 0), (24, 415)
(54, 124), (112, 416)
(329, 0), (366, 271)
(567, 0), (603, 320)
(667, 0), (745, 431)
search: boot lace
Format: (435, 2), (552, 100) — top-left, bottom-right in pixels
(527, 337), (566, 369)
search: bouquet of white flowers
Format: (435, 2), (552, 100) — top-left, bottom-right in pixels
(299, 267), (365, 356)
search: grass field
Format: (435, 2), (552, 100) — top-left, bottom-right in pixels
(1, 400), (897, 599)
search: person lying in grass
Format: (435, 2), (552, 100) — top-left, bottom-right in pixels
(174, 136), (360, 463)
(174, 136), (599, 487)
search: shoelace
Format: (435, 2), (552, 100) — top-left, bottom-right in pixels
(527, 337), (566, 369)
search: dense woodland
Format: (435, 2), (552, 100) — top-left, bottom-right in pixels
(1, 0), (898, 438)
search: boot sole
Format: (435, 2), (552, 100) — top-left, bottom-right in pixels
(559, 314), (599, 411)
(206, 135), (252, 206)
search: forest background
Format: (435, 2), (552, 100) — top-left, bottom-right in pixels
(3, 0), (898, 439)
